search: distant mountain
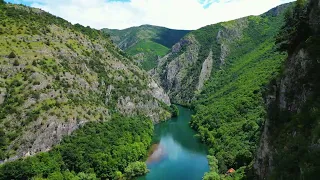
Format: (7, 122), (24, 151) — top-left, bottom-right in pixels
(103, 25), (190, 70)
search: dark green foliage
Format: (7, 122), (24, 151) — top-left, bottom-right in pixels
(104, 25), (190, 49)
(276, 0), (310, 53)
(0, 128), (8, 160)
(13, 59), (19, 66)
(152, 28), (191, 48)
(103, 25), (190, 70)
(74, 23), (110, 40)
(268, 0), (320, 178)
(170, 104), (179, 117)
(190, 10), (287, 176)
(126, 40), (169, 70)
(124, 161), (149, 178)
(0, 2), (169, 164)
(0, 115), (153, 179)
(8, 51), (16, 58)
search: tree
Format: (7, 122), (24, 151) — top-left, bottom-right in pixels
(202, 172), (220, 180)
(48, 172), (63, 180)
(13, 59), (19, 66)
(8, 52), (16, 59)
(170, 104), (179, 117)
(114, 171), (124, 180)
(207, 155), (219, 172)
(124, 161), (149, 178)
(77, 172), (98, 180)
(276, 0), (310, 53)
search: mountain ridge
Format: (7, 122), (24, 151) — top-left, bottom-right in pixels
(103, 25), (190, 71)
(151, 3), (292, 106)
(0, 1), (171, 164)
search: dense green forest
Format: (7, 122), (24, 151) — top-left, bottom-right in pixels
(0, 0), (170, 175)
(190, 5), (288, 179)
(266, 0), (320, 178)
(0, 115), (153, 180)
(190, 0), (320, 179)
(1, 0), (319, 179)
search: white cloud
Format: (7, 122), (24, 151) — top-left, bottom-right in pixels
(12, 0), (295, 30)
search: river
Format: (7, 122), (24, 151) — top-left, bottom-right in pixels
(139, 105), (209, 180)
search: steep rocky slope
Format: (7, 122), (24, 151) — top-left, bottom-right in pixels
(0, 2), (170, 162)
(188, 5), (289, 179)
(254, 0), (320, 179)
(103, 25), (190, 70)
(152, 4), (289, 105)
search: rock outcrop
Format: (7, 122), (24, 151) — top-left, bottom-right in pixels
(0, 4), (171, 163)
(152, 18), (249, 105)
(254, 0), (320, 178)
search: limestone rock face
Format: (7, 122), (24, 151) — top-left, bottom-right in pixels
(254, 47), (317, 179)
(152, 19), (248, 105)
(0, 4), (171, 163)
(148, 80), (171, 105)
(197, 51), (213, 91)
(150, 34), (200, 105)
(254, 1), (320, 178)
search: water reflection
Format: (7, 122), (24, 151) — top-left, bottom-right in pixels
(139, 106), (209, 180)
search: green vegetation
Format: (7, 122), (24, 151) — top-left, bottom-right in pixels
(103, 25), (190, 50)
(0, 1), (169, 163)
(103, 25), (190, 70)
(126, 40), (169, 70)
(267, 0), (320, 178)
(124, 161), (149, 178)
(170, 104), (179, 117)
(188, 6), (288, 179)
(127, 40), (169, 57)
(0, 115), (153, 179)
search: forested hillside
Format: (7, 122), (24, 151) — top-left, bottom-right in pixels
(0, 115), (153, 179)
(188, 6), (288, 179)
(255, 0), (320, 179)
(152, 3), (289, 106)
(184, 0), (319, 179)
(104, 25), (190, 70)
(0, 0), (171, 170)
(1, 0), (318, 179)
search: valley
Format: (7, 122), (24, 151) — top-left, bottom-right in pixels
(140, 106), (209, 180)
(0, 0), (319, 179)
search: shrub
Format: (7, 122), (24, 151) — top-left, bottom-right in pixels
(13, 59), (20, 66)
(8, 52), (16, 58)
(124, 161), (149, 178)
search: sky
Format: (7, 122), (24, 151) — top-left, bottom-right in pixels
(5, 0), (295, 30)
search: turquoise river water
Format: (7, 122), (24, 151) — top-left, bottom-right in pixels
(139, 105), (209, 180)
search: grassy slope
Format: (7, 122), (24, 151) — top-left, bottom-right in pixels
(189, 9), (288, 179)
(126, 40), (169, 70)
(104, 25), (190, 70)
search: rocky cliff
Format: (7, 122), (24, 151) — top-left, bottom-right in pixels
(254, 0), (320, 179)
(0, 3), (170, 162)
(152, 5), (288, 105)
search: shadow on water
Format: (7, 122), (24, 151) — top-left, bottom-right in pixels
(152, 108), (206, 154)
